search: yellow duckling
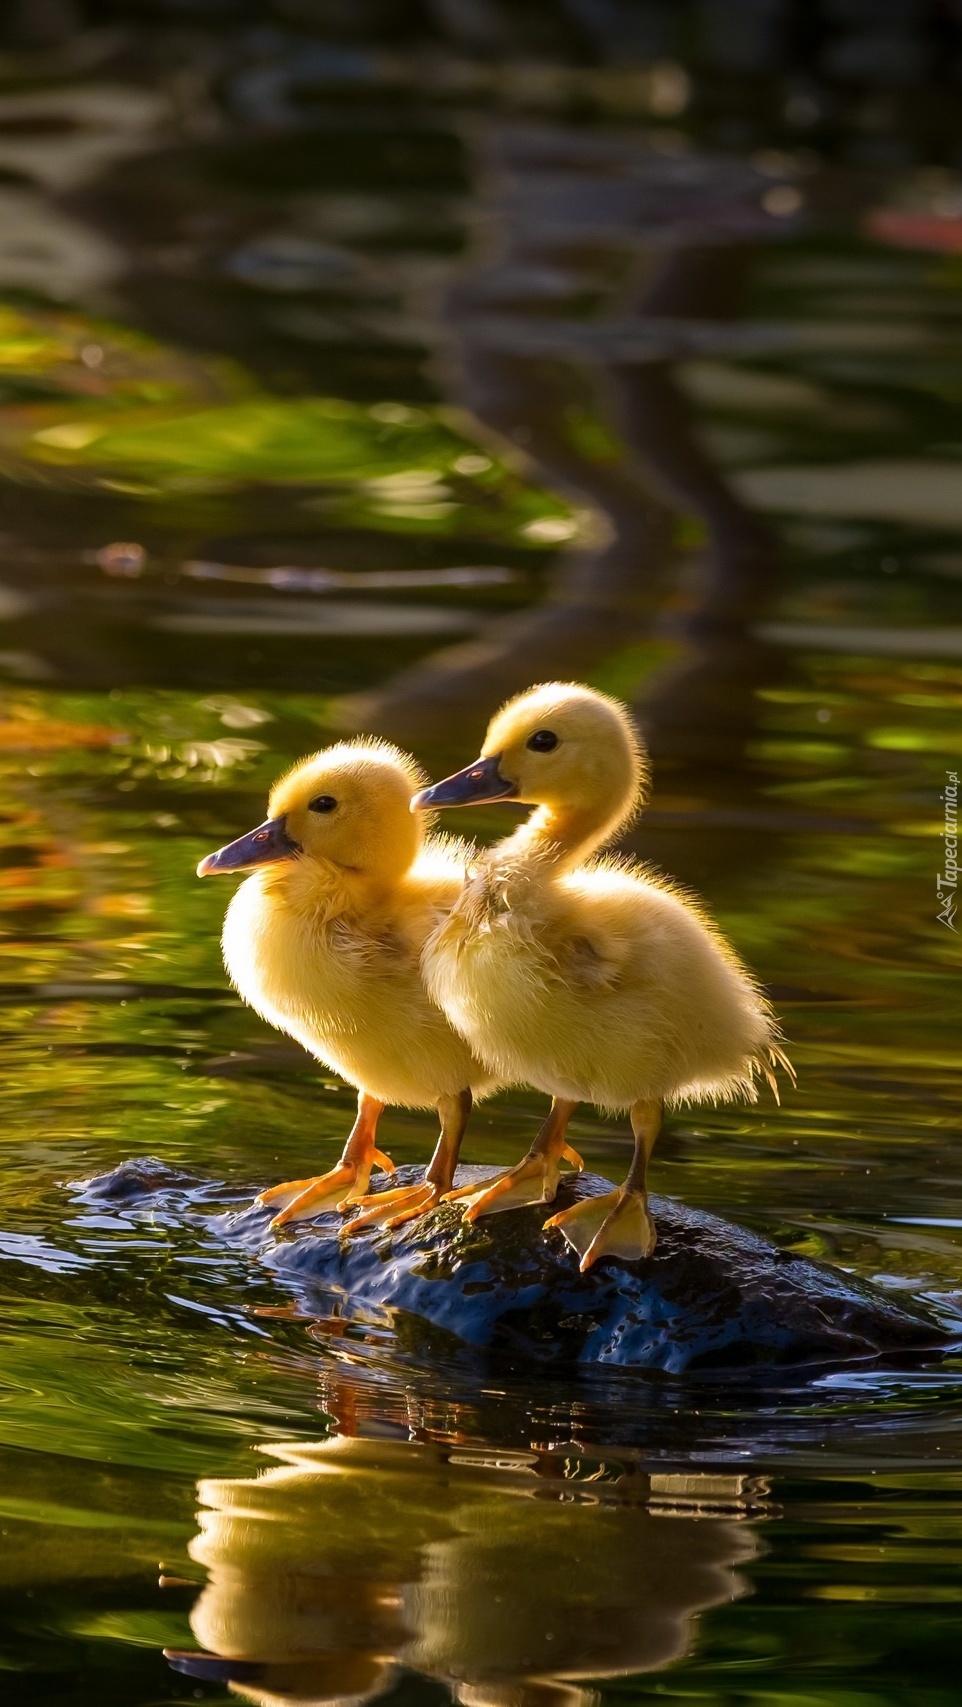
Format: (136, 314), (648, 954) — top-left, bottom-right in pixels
(414, 682), (792, 1270)
(197, 741), (497, 1232)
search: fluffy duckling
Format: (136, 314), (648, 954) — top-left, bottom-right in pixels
(197, 742), (497, 1232)
(414, 683), (791, 1269)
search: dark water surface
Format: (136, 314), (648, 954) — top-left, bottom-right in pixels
(1, 7), (962, 1705)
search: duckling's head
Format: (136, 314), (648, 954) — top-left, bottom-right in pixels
(414, 683), (647, 836)
(197, 741), (426, 887)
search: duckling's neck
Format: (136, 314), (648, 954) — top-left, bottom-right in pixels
(498, 800), (625, 872)
(259, 856), (397, 924)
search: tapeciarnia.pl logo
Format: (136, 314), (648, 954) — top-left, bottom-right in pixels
(937, 769), (958, 931)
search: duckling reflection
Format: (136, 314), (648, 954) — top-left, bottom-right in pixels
(171, 1434), (761, 1707)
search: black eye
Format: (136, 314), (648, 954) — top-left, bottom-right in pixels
(526, 729), (558, 752)
(308, 795), (337, 813)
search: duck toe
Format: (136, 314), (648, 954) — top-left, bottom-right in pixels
(264, 1163), (357, 1228)
(544, 1186), (656, 1269)
(340, 1180), (440, 1235)
(445, 1153), (556, 1220)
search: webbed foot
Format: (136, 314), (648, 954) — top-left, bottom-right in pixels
(259, 1146), (395, 1229)
(341, 1178), (443, 1236)
(443, 1142), (583, 1222)
(544, 1185), (656, 1269)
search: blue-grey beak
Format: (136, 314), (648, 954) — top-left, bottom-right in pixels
(196, 814), (299, 877)
(412, 754), (517, 810)
(165, 1651), (262, 1684)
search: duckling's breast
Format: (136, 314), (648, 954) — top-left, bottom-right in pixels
(222, 874), (493, 1107)
(422, 870), (570, 1087)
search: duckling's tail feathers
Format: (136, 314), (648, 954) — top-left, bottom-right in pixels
(772, 1041), (796, 1086)
(757, 1041), (795, 1106)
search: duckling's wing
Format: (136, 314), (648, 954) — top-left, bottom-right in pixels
(550, 864), (643, 991)
(561, 932), (625, 992)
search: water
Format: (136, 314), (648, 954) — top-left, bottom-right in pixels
(1, 6), (962, 1703)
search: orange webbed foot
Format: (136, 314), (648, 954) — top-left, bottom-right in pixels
(544, 1185), (656, 1270)
(443, 1142), (583, 1222)
(340, 1178), (443, 1236)
(259, 1148), (395, 1229)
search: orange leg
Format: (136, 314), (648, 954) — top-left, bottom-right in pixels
(545, 1099), (661, 1268)
(443, 1098), (583, 1221)
(343, 1089), (472, 1235)
(258, 1091), (392, 1229)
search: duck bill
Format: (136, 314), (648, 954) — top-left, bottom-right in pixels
(164, 1652), (262, 1685)
(196, 815), (299, 877)
(413, 754), (517, 810)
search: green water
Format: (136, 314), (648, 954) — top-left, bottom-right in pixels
(1, 12), (962, 1705)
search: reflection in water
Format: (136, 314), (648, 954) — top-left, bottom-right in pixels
(338, 129), (784, 766)
(174, 1432), (761, 1707)
(319, 121), (814, 897)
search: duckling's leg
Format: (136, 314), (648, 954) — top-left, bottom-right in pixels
(443, 1098), (583, 1220)
(342, 1089), (473, 1234)
(259, 1092), (393, 1228)
(544, 1099), (661, 1269)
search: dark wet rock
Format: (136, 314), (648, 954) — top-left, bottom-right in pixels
(78, 1159), (953, 1376)
(74, 1155), (205, 1201)
(257, 1167), (951, 1375)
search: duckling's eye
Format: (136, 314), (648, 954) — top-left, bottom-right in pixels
(526, 729), (559, 752)
(308, 795), (338, 813)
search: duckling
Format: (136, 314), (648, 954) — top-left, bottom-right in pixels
(197, 741), (497, 1232)
(414, 682), (792, 1270)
